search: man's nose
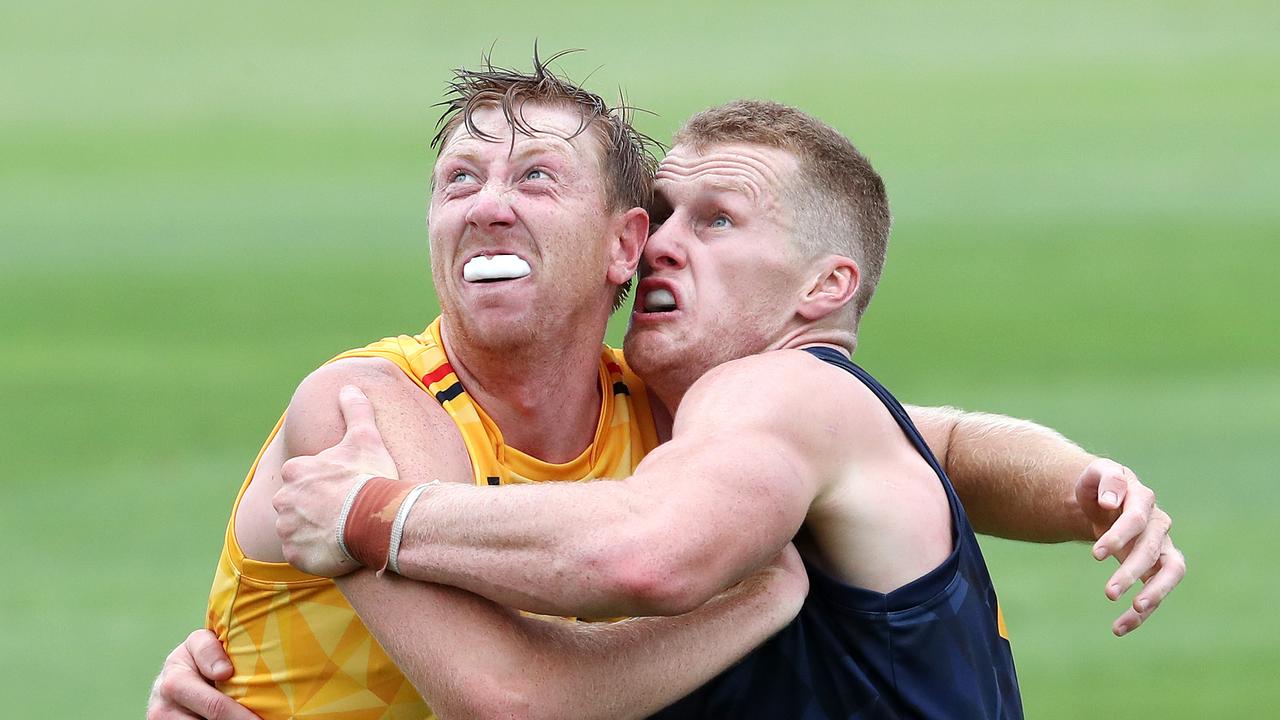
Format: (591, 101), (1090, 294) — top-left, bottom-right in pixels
(643, 220), (688, 270)
(465, 183), (517, 229)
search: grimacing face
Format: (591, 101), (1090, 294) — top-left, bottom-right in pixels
(624, 142), (814, 388)
(428, 102), (637, 354)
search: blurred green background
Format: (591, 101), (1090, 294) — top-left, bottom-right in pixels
(3, 1), (1276, 717)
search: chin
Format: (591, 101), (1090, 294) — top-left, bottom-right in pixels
(624, 329), (702, 385)
(448, 306), (540, 353)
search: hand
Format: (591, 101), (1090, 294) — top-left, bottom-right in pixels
(274, 384), (398, 577)
(146, 629), (258, 720)
(1075, 458), (1187, 637)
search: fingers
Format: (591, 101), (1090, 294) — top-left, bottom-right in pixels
(146, 688), (205, 720)
(1094, 463), (1128, 512)
(338, 385), (384, 448)
(184, 629), (233, 681)
(1109, 528), (1186, 637)
(157, 669), (260, 720)
(147, 636), (260, 720)
(1104, 508), (1171, 598)
(1112, 605), (1145, 637)
(277, 455), (311, 493)
(1073, 462), (1103, 519)
(1128, 536), (1187, 620)
(1075, 459), (1126, 547)
(1092, 471), (1155, 562)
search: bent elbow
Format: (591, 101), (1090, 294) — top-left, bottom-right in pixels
(436, 676), (535, 720)
(441, 676), (596, 720)
(606, 547), (717, 616)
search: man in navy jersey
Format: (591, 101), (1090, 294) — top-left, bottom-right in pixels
(300, 99), (1027, 717)
(266, 99), (1184, 717)
(150, 61), (1184, 720)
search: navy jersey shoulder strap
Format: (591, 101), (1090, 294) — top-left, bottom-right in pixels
(800, 346), (949, 482)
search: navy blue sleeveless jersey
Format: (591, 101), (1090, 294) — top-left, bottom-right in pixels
(651, 347), (1023, 719)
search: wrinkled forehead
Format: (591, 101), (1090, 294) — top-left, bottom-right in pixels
(654, 142), (798, 205)
(655, 141), (793, 202)
(437, 100), (600, 161)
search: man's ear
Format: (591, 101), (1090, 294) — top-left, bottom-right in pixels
(606, 206), (649, 286)
(797, 255), (860, 321)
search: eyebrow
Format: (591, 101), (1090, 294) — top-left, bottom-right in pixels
(441, 136), (574, 165)
(655, 177), (760, 209)
(705, 178), (756, 197)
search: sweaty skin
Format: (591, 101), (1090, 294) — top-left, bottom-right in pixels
(150, 97), (1185, 720)
(275, 141), (1184, 635)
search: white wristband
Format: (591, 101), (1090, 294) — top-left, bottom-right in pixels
(386, 480), (440, 575)
(334, 474), (376, 562)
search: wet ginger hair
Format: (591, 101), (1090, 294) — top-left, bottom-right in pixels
(431, 49), (660, 309)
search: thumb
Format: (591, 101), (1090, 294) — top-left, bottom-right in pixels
(1074, 463), (1102, 517)
(1092, 460), (1128, 512)
(338, 385), (385, 448)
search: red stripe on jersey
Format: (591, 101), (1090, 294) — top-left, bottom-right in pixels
(605, 361), (623, 376)
(421, 363), (455, 387)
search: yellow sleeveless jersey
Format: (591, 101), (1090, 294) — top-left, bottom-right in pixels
(205, 316), (660, 719)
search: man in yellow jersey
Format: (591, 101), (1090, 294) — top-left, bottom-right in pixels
(148, 57), (1182, 720)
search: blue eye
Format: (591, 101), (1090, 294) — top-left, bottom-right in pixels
(710, 215), (731, 229)
(526, 169), (549, 181)
(450, 170), (475, 184)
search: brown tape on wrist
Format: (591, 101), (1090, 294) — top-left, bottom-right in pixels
(344, 476), (416, 571)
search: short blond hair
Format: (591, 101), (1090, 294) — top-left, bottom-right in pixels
(674, 100), (891, 325)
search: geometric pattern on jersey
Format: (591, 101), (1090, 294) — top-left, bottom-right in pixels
(206, 315), (660, 719)
(653, 347), (1023, 720)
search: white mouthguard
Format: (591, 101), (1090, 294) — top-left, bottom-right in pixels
(463, 254), (531, 282)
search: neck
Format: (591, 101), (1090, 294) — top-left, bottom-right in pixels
(647, 324), (857, 419)
(441, 317), (608, 463)
(779, 325), (857, 355)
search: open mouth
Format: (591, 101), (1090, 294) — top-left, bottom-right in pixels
(463, 254), (531, 283)
(640, 287), (679, 314)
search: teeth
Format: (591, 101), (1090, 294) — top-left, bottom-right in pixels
(463, 254), (531, 282)
(643, 288), (677, 312)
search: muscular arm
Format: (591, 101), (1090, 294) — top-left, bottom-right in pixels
(389, 352), (843, 617)
(906, 405), (1095, 541)
(340, 553), (804, 720)
(384, 356), (1175, 619)
(277, 360), (807, 719)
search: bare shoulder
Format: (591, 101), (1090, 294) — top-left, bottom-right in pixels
(679, 349), (886, 432)
(236, 357), (462, 561)
(281, 357), (450, 454)
(674, 349), (916, 491)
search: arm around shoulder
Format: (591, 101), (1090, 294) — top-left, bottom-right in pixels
(338, 544), (809, 720)
(389, 352), (825, 618)
(235, 356), (464, 565)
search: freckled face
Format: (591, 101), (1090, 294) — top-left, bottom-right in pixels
(624, 142), (811, 386)
(429, 102), (620, 352)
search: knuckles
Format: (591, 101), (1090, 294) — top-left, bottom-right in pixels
(157, 670), (187, 706)
(280, 456), (309, 485)
(349, 425), (380, 446)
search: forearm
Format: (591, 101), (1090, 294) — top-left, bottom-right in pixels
(392, 478), (678, 617)
(339, 555), (804, 720)
(908, 405), (1096, 542)
(391, 439), (808, 618)
(511, 561), (802, 720)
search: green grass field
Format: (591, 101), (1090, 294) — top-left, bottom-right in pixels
(3, 1), (1277, 716)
